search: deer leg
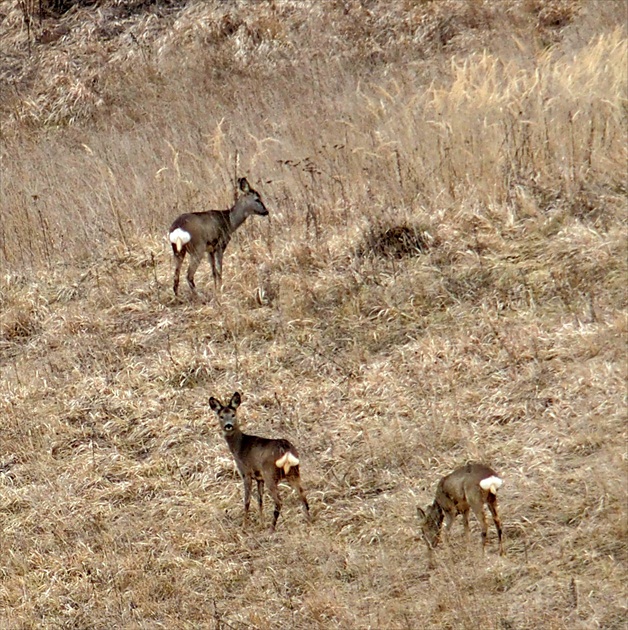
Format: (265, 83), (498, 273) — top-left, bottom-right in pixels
(427, 547), (437, 570)
(264, 476), (282, 533)
(443, 510), (455, 531)
(462, 509), (471, 543)
(256, 479), (264, 525)
(288, 474), (311, 522)
(186, 251), (203, 295)
(172, 249), (185, 296)
(433, 509), (453, 549)
(242, 475), (253, 528)
(209, 251), (223, 302)
(470, 501), (489, 552)
(214, 249), (224, 297)
(487, 493), (504, 555)
(209, 253), (217, 295)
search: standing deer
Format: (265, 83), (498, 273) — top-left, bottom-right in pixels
(168, 177), (269, 297)
(417, 463), (504, 559)
(209, 392), (310, 532)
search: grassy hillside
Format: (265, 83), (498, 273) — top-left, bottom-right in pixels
(1, 0), (627, 628)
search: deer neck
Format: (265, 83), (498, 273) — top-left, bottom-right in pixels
(223, 427), (244, 455)
(228, 199), (252, 231)
(430, 502), (444, 529)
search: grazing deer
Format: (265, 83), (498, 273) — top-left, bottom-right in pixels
(168, 177), (269, 297)
(417, 463), (504, 559)
(209, 392), (310, 532)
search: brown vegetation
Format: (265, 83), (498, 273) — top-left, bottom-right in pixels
(0, 0), (626, 628)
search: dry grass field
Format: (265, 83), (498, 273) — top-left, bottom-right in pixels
(1, 0), (627, 628)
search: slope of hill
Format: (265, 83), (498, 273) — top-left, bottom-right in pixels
(1, 1), (626, 628)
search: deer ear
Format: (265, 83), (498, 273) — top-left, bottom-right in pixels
(416, 506), (427, 523)
(230, 392), (242, 408)
(239, 177), (250, 193)
(209, 397), (222, 412)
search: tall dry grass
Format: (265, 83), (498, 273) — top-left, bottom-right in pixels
(1, 0), (627, 628)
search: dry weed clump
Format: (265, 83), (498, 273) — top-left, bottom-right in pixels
(1, 0), (627, 628)
(355, 220), (432, 260)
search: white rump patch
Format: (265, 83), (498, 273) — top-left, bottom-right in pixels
(275, 452), (299, 474)
(479, 476), (503, 494)
(169, 228), (191, 252)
